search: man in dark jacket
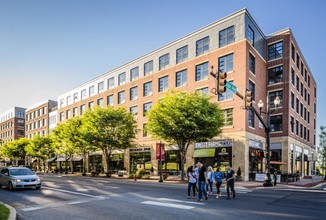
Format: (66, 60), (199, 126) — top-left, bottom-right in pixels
(226, 166), (235, 199)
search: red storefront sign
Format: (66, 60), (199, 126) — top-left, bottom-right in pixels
(156, 143), (165, 160)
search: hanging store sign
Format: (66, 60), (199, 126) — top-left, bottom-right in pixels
(195, 140), (232, 149)
(155, 143), (165, 160)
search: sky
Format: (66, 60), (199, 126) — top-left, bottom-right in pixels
(1, 0), (326, 136)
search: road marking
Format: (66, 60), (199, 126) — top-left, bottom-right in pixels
(157, 198), (205, 205)
(142, 201), (195, 210)
(21, 197), (107, 212)
(42, 186), (106, 198)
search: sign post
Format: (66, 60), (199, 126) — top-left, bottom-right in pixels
(156, 142), (165, 182)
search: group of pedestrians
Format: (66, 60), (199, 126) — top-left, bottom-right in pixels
(187, 160), (236, 202)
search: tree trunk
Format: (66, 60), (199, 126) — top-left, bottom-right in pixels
(105, 148), (112, 177)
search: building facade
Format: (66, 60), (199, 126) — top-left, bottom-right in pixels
(25, 100), (58, 139)
(0, 107), (26, 166)
(56, 9), (317, 180)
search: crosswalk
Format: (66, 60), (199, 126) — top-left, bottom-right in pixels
(141, 187), (253, 210)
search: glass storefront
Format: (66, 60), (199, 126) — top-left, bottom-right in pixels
(248, 140), (264, 181)
(194, 140), (232, 172)
(130, 147), (151, 174)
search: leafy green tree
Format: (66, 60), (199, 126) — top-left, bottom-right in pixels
(0, 138), (30, 165)
(318, 126), (326, 179)
(81, 106), (137, 177)
(146, 91), (224, 180)
(52, 117), (90, 175)
(25, 135), (54, 171)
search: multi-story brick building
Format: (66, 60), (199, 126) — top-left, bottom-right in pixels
(25, 100), (57, 139)
(56, 9), (317, 180)
(0, 107), (26, 166)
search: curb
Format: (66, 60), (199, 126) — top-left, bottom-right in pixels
(3, 203), (16, 220)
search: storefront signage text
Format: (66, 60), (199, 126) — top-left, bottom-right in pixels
(195, 140), (232, 149)
(130, 147), (151, 153)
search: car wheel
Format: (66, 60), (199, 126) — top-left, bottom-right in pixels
(35, 186), (41, 190)
(9, 182), (14, 191)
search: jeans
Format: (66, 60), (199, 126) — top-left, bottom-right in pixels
(198, 180), (207, 200)
(227, 180), (235, 198)
(216, 182), (222, 195)
(206, 180), (213, 193)
(188, 182), (196, 196)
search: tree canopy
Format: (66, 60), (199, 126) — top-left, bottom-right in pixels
(146, 91), (224, 180)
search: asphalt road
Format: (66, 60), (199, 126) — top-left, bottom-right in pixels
(0, 174), (325, 220)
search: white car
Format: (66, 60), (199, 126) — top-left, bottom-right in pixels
(0, 167), (41, 190)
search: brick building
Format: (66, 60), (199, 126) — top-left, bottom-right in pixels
(0, 107), (26, 166)
(56, 9), (317, 180)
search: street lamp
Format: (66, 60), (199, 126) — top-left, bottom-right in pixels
(158, 142), (163, 182)
(258, 96), (280, 187)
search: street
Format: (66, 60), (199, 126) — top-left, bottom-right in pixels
(0, 174), (325, 220)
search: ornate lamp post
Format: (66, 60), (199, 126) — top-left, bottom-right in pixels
(258, 96), (280, 187)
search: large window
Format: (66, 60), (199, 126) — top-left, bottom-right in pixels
(219, 26), (235, 47)
(130, 106), (138, 117)
(158, 76), (169, 92)
(247, 26), (254, 46)
(144, 60), (153, 76)
(290, 116), (294, 133)
(118, 72), (126, 86)
(196, 36), (209, 56)
(268, 41), (283, 60)
(219, 54), (234, 73)
(143, 81), (152, 96)
(296, 76), (300, 91)
(107, 95), (114, 106)
(268, 90), (283, 108)
(296, 98), (299, 113)
(81, 89), (87, 100)
(130, 86), (138, 101)
(291, 69), (295, 85)
(98, 81), (104, 93)
(143, 102), (152, 117)
(195, 62), (208, 81)
(118, 91), (125, 104)
(176, 69), (187, 87)
(108, 77), (114, 90)
(223, 108), (233, 127)
(248, 109), (255, 128)
(218, 80), (234, 101)
(176, 45), (188, 64)
(270, 115), (282, 132)
(249, 80), (255, 101)
(159, 54), (170, 70)
(97, 98), (104, 108)
(89, 86), (95, 97)
(196, 87), (208, 95)
(80, 105), (86, 115)
(291, 43), (295, 61)
(130, 67), (139, 81)
(291, 92), (295, 109)
(268, 66), (283, 85)
(249, 53), (255, 74)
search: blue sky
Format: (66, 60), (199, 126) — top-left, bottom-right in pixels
(1, 0), (325, 135)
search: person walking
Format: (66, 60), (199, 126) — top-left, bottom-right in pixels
(206, 166), (214, 195)
(197, 160), (208, 202)
(225, 166), (235, 200)
(187, 166), (197, 199)
(214, 167), (224, 198)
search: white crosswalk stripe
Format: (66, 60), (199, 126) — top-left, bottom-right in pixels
(141, 197), (206, 210)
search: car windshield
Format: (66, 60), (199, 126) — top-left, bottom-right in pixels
(9, 168), (34, 176)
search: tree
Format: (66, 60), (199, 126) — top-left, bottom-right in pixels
(318, 126), (326, 179)
(52, 117), (90, 175)
(146, 91), (224, 181)
(81, 106), (138, 177)
(0, 138), (30, 165)
(25, 135), (54, 172)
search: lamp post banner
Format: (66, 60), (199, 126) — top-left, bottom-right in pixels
(156, 143), (165, 160)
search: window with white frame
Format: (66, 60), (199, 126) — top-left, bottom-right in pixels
(118, 72), (126, 86)
(195, 62), (208, 81)
(108, 77), (114, 90)
(218, 54), (234, 72)
(219, 26), (235, 47)
(89, 85), (95, 97)
(130, 67), (139, 81)
(98, 81), (104, 93)
(143, 81), (152, 96)
(176, 45), (188, 64)
(130, 86), (138, 101)
(158, 76), (168, 92)
(223, 108), (233, 127)
(144, 60), (153, 76)
(118, 91), (125, 104)
(159, 54), (170, 70)
(196, 37), (209, 56)
(107, 95), (114, 106)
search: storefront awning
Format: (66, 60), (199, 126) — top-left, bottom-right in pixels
(56, 157), (69, 162)
(270, 161), (287, 165)
(46, 157), (56, 163)
(69, 157), (83, 162)
(194, 148), (215, 158)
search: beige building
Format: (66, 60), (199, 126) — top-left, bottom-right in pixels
(56, 9), (317, 180)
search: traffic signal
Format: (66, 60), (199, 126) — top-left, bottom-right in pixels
(244, 89), (252, 109)
(218, 72), (227, 94)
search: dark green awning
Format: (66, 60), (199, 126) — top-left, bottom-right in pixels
(194, 148), (215, 158)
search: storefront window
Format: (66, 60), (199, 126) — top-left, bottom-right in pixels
(249, 148), (263, 181)
(130, 150), (151, 174)
(162, 150), (181, 175)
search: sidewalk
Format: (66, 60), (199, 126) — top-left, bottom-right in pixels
(0, 202), (16, 220)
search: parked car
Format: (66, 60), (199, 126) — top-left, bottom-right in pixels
(0, 167), (41, 190)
